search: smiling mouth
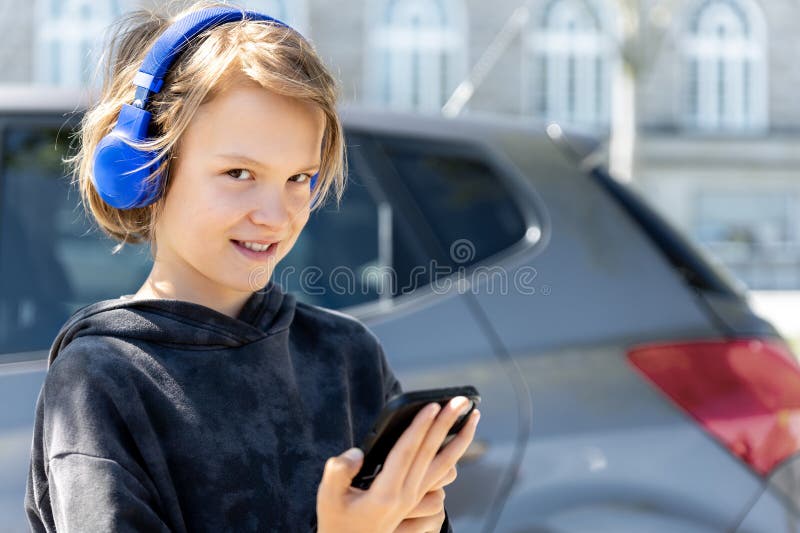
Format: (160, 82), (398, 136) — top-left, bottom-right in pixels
(231, 240), (279, 259)
(231, 240), (276, 251)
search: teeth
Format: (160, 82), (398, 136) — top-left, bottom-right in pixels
(239, 241), (272, 252)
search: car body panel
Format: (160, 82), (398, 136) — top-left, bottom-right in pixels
(342, 114), (778, 530)
(362, 290), (520, 531)
(735, 482), (800, 533)
(0, 358), (47, 531)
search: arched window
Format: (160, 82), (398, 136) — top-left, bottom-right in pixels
(240, 0), (309, 35)
(526, 0), (613, 129)
(35, 0), (121, 87)
(685, 0), (767, 131)
(365, 0), (468, 114)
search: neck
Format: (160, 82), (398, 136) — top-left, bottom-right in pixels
(131, 261), (251, 319)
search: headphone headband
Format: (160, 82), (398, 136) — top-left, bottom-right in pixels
(133, 8), (290, 104)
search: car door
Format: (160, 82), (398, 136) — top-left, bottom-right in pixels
(0, 115), (153, 529)
(344, 131), (531, 533)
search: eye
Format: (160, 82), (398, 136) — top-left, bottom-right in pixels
(290, 173), (313, 184)
(226, 168), (253, 181)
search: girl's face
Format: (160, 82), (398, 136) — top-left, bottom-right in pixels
(150, 79), (325, 307)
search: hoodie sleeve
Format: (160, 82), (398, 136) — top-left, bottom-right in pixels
(377, 340), (403, 403)
(375, 341), (455, 533)
(25, 341), (173, 533)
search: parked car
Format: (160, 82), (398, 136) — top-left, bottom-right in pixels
(1, 86), (798, 533)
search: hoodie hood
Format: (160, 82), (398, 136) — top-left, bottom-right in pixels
(47, 279), (296, 367)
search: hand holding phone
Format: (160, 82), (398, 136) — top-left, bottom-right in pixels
(350, 385), (480, 490)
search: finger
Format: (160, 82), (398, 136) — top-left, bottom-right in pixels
(430, 466), (457, 491)
(393, 508), (446, 533)
(428, 409), (480, 482)
(371, 402), (441, 496)
(404, 397), (473, 493)
(403, 488), (445, 519)
(317, 447), (364, 508)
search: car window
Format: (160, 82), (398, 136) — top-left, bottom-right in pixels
(275, 136), (430, 308)
(0, 122), (151, 359)
(370, 134), (529, 269)
(0, 124), (521, 356)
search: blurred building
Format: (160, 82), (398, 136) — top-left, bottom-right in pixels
(1, 0), (798, 296)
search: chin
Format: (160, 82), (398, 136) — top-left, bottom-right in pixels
(202, 268), (262, 296)
(242, 265), (274, 292)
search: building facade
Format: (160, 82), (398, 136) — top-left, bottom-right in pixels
(2, 0), (798, 293)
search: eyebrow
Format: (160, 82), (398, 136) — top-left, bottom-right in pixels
(214, 153), (321, 174)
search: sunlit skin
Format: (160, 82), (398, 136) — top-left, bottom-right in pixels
(131, 77), (325, 318)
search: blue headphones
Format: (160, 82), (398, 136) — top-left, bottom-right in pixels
(92, 6), (319, 209)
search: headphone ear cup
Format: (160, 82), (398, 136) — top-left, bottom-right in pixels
(93, 133), (162, 209)
(92, 104), (162, 209)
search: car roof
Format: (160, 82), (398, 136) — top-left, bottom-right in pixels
(0, 85), (91, 114)
(0, 85), (609, 165)
(0, 85), (549, 137)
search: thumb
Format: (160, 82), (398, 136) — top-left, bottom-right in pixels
(323, 447), (364, 489)
(338, 447), (364, 474)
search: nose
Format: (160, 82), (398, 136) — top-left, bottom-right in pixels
(248, 181), (293, 229)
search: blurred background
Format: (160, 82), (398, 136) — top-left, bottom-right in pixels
(0, 0), (795, 346)
(2, 1), (800, 531)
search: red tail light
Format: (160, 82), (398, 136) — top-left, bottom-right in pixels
(627, 339), (800, 476)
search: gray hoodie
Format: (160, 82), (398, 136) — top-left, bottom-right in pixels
(24, 279), (453, 532)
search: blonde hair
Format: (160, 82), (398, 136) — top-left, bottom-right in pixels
(70, 0), (347, 256)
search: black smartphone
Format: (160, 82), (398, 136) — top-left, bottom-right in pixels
(350, 385), (481, 490)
